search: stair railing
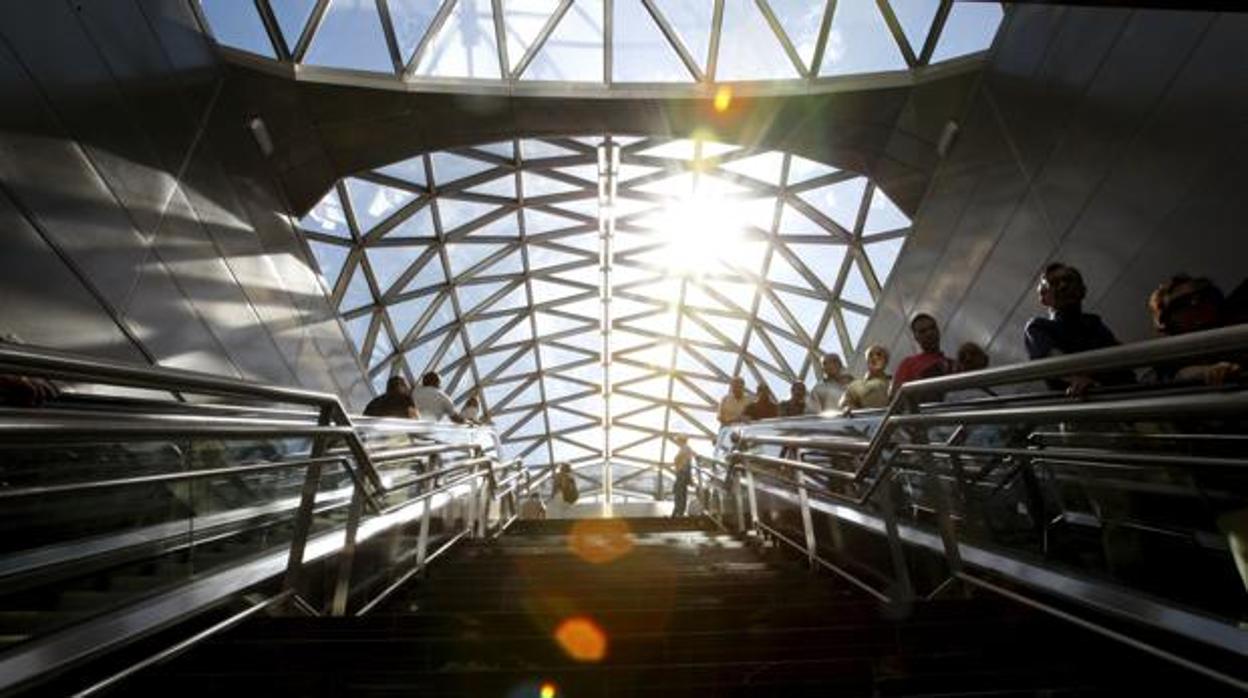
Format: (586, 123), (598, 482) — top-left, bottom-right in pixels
(0, 343), (522, 694)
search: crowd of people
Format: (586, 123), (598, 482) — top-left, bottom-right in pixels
(717, 263), (1247, 426)
(361, 371), (485, 424)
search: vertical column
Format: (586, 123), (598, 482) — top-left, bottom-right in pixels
(598, 140), (619, 513)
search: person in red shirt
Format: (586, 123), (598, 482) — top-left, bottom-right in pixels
(891, 313), (955, 398)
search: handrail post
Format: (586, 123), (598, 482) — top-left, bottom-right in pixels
(282, 404), (334, 597)
(879, 471), (914, 604)
(797, 478), (816, 569)
(744, 466), (760, 534)
(415, 496), (432, 567)
(329, 485), (366, 616)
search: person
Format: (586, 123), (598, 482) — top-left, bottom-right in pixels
(519, 491), (547, 520)
(891, 313), (955, 398)
(810, 353), (853, 412)
(945, 342), (997, 402)
(670, 434), (694, 517)
(717, 376), (752, 426)
(1147, 274), (1242, 385)
(411, 371), (464, 423)
(779, 381), (818, 417)
(0, 334), (59, 407)
(552, 462), (578, 506)
(1023, 262), (1134, 396)
(462, 393), (483, 423)
(841, 345), (891, 410)
(362, 375), (419, 419)
(744, 383), (779, 420)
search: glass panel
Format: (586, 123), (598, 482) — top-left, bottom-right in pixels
(715, 0), (799, 81)
(271, 0), (317, 50)
(819, 0), (907, 76)
(299, 188), (352, 238)
(719, 151), (785, 186)
(841, 307), (869, 347)
(755, 292), (792, 333)
(521, 172), (585, 197)
(613, 0), (694, 82)
(475, 140), (516, 159)
(842, 258), (874, 307)
(308, 240), (350, 287)
(389, 293), (436, 337)
(888, 0), (940, 55)
(796, 177), (866, 232)
(528, 244), (587, 271)
(930, 1), (1003, 62)
(786, 154), (838, 184)
(765, 248), (812, 289)
(531, 279), (584, 304)
(865, 237), (905, 282)
(369, 324), (394, 369)
(502, 0), (562, 72)
(305, 0), (394, 72)
(201, 0), (276, 57)
(774, 288), (829, 331)
(365, 246), (424, 292)
(862, 186), (910, 235)
(437, 199), (500, 231)
(401, 256), (447, 293)
(636, 139), (696, 161)
(467, 314), (512, 345)
(479, 250), (526, 276)
(522, 0), (604, 82)
(377, 156), (428, 186)
(344, 313), (372, 353)
(341, 265), (374, 312)
(766, 0), (825, 71)
(777, 203), (827, 235)
(650, 0), (714, 71)
(389, 0), (443, 63)
(458, 279), (507, 313)
(346, 179), (416, 232)
(489, 284), (530, 312)
(430, 152), (496, 183)
(466, 211), (522, 237)
(405, 336), (439, 374)
(387, 205), (437, 238)
(786, 243), (845, 292)
(415, 0), (503, 78)
(446, 242), (506, 276)
(465, 175), (518, 198)
(520, 139), (579, 159)
(474, 346), (517, 379)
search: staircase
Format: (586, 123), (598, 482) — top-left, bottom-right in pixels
(118, 518), (1228, 696)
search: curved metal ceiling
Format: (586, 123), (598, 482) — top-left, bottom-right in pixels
(298, 134), (911, 501)
(199, 0), (1002, 95)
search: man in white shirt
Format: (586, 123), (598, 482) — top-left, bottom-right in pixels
(411, 372), (464, 423)
(717, 377), (752, 426)
(810, 353), (852, 413)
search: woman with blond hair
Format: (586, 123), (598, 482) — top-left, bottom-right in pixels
(840, 345), (892, 411)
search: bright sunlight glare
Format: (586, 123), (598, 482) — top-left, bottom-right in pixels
(651, 184), (753, 276)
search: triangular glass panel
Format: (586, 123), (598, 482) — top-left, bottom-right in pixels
(304, 0), (393, 72)
(270, 0), (317, 52)
(496, 320), (534, 346)
(778, 203), (828, 235)
(768, 327), (811, 374)
(766, 248), (812, 289)
(613, 0), (695, 82)
(343, 312), (372, 355)
(820, 0), (907, 76)
(405, 336), (439, 375)
(201, 0), (276, 58)
(540, 343), (593, 370)
(755, 292), (792, 334)
(415, 0), (502, 78)
(467, 314), (514, 346)
(478, 250), (526, 277)
(553, 164), (601, 182)
(695, 344), (741, 378)
(377, 156), (427, 187)
(634, 172), (695, 198)
(682, 284), (727, 313)
(340, 265), (374, 313)
(930, 1), (1003, 62)
(865, 237), (905, 283)
(766, 0), (825, 72)
(531, 279), (584, 305)
(490, 284), (531, 313)
(522, 172), (585, 197)
(718, 280), (757, 312)
(465, 175), (518, 199)
(401, 256), (447, 293)
(474, 346), (519, 380)
(436, 332), (467, 370)
(308, 240), (350, 288)
(841, 307), (869, 348)
(617, 163), (663, 183)
(529, 244), (588, 271)
(649, 0), (714, 71)
(522, 0), (604, 82)
(524, 208), (582, 234)
(387, 205), (436, 238)
(842, 258), (874, 307)
(365, 245), (424, 293)
(388, 293), (436, 339)
(437, 199), (501, 233)
(388, 0), (441, 63)
(300, 188), (352, 238)
(637, 139), (696, 161)
(719, 151), (785, 186)
(457, 279), (508, 314)
(786, 154), (839, 185)
(550, 197), (600, 220)
(545, 374), (592, 401)
(889, 0), (940, 56)
(535, 311), (590, 336)
(786, 243), (846, 292)
(671, 378), (712, 407)
(368, 326), (394, 370)
(502, 0), (562, 72)
(430, 152), (496, 185)
(716, 0), (799, 80)
(747, 330), (780, 370)
(550, 439), (596, 462)
(465, 211), (521, 237)
(739, 196), (780, 232)
(862, 186), (910, 235)
(774, 288), (828, 330)
(446, 242), (507, 277)
(520, 139), (579, 159)
(555, 232), (600, 253)
(796, 177), (866, 232)
(346, 179), (416, 233)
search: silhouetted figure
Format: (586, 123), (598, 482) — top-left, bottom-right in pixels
(744, 384), (779, 420)
(1148, 274), (1241, 385)
(1024, 263), (1133, 396)
(0, 334), (59, 408)
(779, 381), (817, 417)
(462, 393), (484, 423)
(892, 313), (955, 397)
(841, 346), (891, 410)
(810, 353), (852, 412)
(363, 376), (418, 419)
(670, 434), (694, 517)
(717, 376), (752, 426)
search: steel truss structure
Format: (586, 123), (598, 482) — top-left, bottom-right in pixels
(298, 134), (912, 502)
(198, 0), (1003, 94)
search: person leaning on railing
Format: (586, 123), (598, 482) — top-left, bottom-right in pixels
(363, 375), (420, 419)
(0, 334), (58, 407)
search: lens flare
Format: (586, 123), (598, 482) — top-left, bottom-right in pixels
(554, 616), (608, 662)
(713, 86), (733, 113)
(539, 681), (557, 698)
(568, 518), (634, 565)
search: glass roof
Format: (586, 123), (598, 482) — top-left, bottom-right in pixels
(199, 0), (1002, 86)
(298, 135), (913, 501)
